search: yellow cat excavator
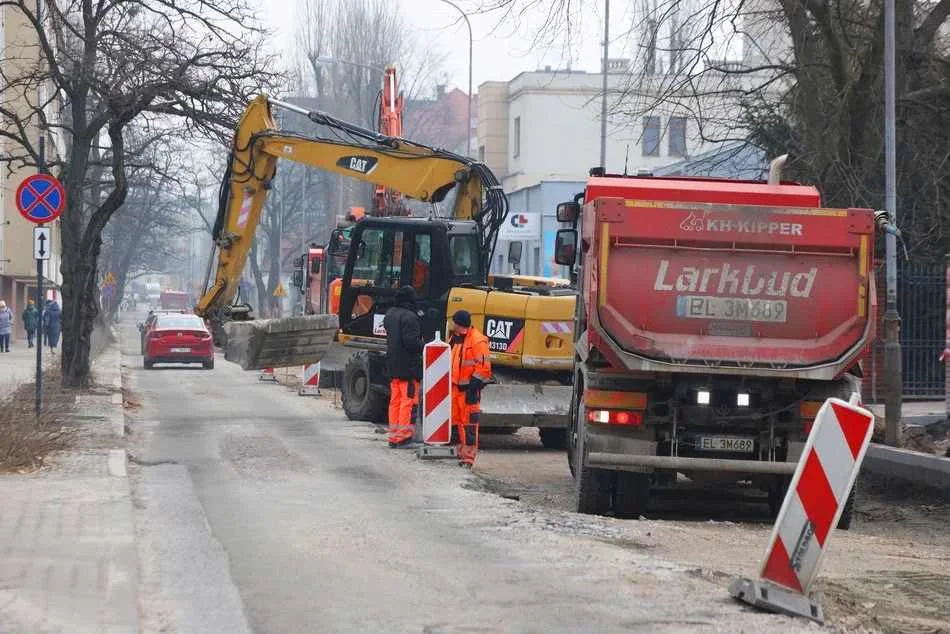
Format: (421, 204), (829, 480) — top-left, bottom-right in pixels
(197, 95), (574, 446)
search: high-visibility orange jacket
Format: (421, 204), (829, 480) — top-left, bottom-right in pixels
(450, 327), (491, 387)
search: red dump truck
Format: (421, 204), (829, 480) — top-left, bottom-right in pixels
(555, 165), (890, 526)
(159, 290), (188, 311)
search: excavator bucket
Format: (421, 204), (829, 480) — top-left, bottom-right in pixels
(224, 314), (339, 370)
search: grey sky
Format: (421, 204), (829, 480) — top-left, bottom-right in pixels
(262, 1), (633, 95)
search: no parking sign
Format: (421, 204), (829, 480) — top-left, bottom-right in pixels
(17, 174), (65, 224)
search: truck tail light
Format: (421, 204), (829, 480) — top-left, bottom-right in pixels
(800, 400), (823, 434)
(586, 408), (643, 426)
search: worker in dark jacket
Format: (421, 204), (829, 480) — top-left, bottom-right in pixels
(383, 286), (425, 447)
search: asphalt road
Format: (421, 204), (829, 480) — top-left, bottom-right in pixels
(121, 314), (821, 634)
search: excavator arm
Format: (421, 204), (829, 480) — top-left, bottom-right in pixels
(196, 95), (507, 368)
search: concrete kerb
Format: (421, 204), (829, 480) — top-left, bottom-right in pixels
(862, 443), (950, 496)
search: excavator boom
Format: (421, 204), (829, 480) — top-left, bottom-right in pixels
(197, 95), (507, 369)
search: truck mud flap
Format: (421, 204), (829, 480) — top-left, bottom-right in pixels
(478, 384), (572, 428)
(224, 314), (339, 370)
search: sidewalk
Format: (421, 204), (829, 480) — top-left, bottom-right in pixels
(0, 335), (138, 634)
(0, 342), (55, 400)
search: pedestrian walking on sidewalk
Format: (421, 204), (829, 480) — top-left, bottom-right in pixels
(383, 286), (424, 448)
(449, 310), (491, 468)
(0, 301), (13, 352)
(22, 300), (39, 348)
(43, 299), (61, 353)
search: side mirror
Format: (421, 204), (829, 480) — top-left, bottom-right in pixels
(292, 269), (304, 289)
(554, 229), (578, 266)
(556, 201), (581, 223)
(507, 241), (523, 266)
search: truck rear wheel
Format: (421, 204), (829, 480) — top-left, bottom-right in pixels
(342, 352), (388, 423)
(539, 427), (567, 450)
(577, 466), (614, 515)
(613, 472), (650, 519)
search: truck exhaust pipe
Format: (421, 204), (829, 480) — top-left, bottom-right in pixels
(767, 154), (788, 185)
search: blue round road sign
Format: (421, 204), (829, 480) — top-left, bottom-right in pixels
(16, 174), (65, 224)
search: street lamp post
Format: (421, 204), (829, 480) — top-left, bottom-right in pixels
(314, 56), (386, 75)
(883, 0), (902, 446)
(436, 0), (473, 158)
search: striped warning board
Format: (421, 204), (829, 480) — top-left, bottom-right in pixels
(421, 333), (451, 445)
(730, 393), (874, 623)
(258, 367), (277, 382)
(299, 362), (320, 396)
(760, 395), (874, 594)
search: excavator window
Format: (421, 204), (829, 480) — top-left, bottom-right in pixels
(450, 235), (479, 278)
(411, 234), (431, 296)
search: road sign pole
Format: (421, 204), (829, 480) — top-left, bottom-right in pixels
(35, 136), (45, 417)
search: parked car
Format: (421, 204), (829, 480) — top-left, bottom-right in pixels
(142, 313), (214, 369)
(138, 309), (187, 354)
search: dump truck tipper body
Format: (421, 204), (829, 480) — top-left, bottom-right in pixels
(562, 174), (879, 520)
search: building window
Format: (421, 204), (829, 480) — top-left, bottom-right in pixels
(478, 145), (485, 162)
(513, 116), (521, 158)
(669, 116), (687, 157)
(642, 116), (660, 156)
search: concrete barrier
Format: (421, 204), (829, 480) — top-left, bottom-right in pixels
(862, 443), (950, 495)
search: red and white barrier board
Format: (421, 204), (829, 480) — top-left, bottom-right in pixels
(299, 362), (320, 396)
(731, 394), (874, 622)
(421, 333), (451, 445)
(259, 367), (277, 382)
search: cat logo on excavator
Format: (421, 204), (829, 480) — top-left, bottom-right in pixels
(337, 155), (378, 175)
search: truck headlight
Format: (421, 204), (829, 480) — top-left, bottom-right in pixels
(696, 389), (711, 405)
(737, 392), (751, 407)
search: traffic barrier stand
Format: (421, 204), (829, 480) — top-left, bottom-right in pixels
(258, 367), (278, 382)
(417, 332), (457, 460)
(729, 394), (874, 623)
(298, 362), (321, 396)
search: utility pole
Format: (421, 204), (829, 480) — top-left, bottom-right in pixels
(600, 0), (610, 169)
(883, 0), (902, 446)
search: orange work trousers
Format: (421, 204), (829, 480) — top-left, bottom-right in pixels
(452, 386), (480, 465)
(388, 379), (418, 444)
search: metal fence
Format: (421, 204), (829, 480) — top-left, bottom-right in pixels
(897, 262), (946, 398)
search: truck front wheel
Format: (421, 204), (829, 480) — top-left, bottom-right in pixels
(539, 427), (567, 450)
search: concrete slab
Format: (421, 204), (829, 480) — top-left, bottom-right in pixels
(863, 443), (950, 494)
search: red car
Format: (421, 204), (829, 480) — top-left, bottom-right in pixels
(143, 314), (214, 369)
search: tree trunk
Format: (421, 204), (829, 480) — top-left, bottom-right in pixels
(60, 242), (101, 388)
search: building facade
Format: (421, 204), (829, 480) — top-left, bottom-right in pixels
(1, 4), (63, 340)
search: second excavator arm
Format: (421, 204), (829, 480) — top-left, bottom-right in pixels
(197, 95), (508, 327)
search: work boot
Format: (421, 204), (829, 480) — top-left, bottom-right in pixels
(388, 437), (415, 449)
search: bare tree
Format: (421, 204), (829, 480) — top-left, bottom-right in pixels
(472, 0), (950, 257)
(0, 0), (276, 386)
(100, 133), (194, 318)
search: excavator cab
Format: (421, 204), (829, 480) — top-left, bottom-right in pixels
(338, 217), (481, 344)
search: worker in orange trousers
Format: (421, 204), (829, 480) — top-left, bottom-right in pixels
(449, 310), (491, 467)
(384, 286), (424, 447)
